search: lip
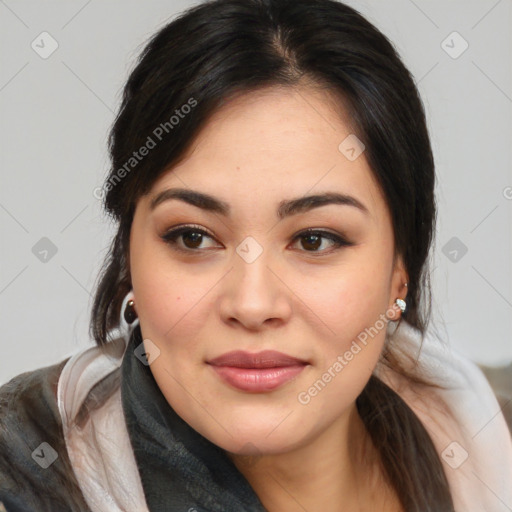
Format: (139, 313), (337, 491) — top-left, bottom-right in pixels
(207, 350), (308, 368)
(207, 350), (309, 392)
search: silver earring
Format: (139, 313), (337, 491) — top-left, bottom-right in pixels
(124, 299), (138, 324)
(395, 298), (406, 313)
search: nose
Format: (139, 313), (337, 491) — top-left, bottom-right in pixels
(218, 247), (292, 331)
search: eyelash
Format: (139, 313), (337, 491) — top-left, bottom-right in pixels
(160, 224), (353, 255)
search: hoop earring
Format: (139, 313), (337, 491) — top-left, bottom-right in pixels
(124, 299), (138, 324)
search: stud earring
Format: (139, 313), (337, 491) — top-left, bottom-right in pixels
(395, 298), (406, 313)
(124, 299), (138, 324)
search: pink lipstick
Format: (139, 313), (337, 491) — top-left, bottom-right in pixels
(207, 350), (308, 392)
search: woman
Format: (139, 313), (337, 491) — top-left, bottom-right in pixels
(1, 0), (511, 510)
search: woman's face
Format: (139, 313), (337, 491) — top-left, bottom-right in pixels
(129, 86), (407, 456)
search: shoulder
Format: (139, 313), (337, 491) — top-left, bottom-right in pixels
(379, 321), (512, 511)
(0, 359), (90, 512)
(477, 362), (512, 432)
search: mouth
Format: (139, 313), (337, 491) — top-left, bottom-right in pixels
(207, 350), (309, 392)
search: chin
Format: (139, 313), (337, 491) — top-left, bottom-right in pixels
(219, 435), (302, 458)
(198, 415), (310, 457)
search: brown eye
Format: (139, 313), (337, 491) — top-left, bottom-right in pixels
(181, 230), (204, 249)
(161, 225), (219, 252)
(161, 225), (352, 256)
(292, 229), (353, 254)
(301, 233), (322, 251)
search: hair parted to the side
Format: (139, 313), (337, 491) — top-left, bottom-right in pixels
(89, 1), (454, 509)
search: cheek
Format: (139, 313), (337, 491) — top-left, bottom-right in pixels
(323, 260), (392, 329)
(130, 240), (212, 342)
(133, 271), (212, 342)
(312, 257), (392, 376)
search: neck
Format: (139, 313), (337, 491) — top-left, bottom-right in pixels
(227, 404), (392, 512)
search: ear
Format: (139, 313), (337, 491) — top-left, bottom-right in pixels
(388, 254), (408, 317)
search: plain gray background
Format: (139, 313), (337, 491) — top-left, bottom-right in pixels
(0, 0), (511, 384)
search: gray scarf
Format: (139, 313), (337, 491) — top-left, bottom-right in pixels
(121, 325), (267, 512)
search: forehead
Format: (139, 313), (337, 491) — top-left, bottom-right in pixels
(145, 86), (385, 217)
(182, 85), (356, 159)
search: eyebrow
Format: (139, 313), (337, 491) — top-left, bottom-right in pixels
(149, 187), (369, 219)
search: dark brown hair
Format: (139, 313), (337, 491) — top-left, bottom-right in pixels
(90, 0), (454, 509)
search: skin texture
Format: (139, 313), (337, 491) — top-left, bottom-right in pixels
(129, 86), (408, 511)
